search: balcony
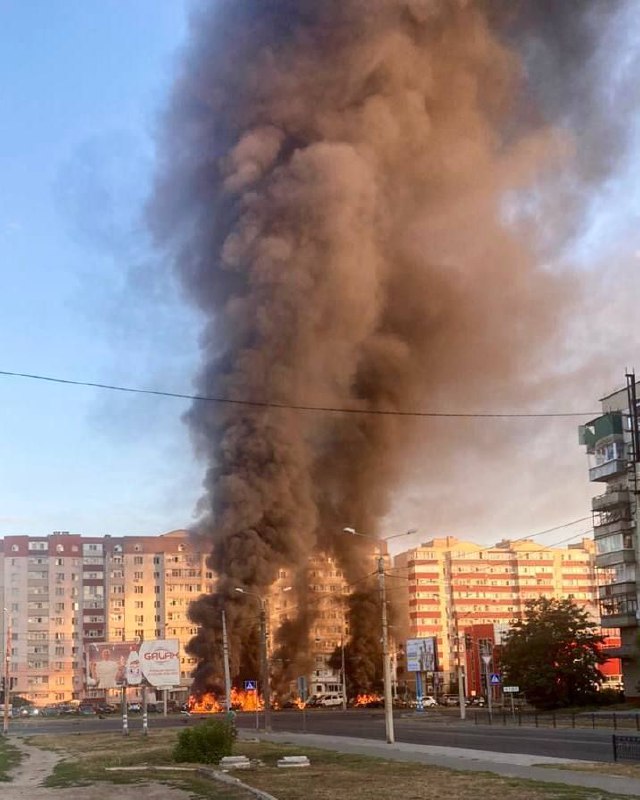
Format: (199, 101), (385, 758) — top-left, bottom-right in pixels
(596, 549), (636, 569)
(593, 490), (630, 511)
(594, 519), (635, 541)
(598, 584), (638, 628)
(589, 459), (627, 482)
(603, 644), (637, 660)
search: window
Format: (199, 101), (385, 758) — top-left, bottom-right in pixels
(134, 586), (143, 594)
(134, 556), (144, 565)
(134, 571), (143, 580)
(135, 601), (144, 609)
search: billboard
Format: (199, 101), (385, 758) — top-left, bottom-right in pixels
(406, 637), (437, 672)
(85, 639), (180, 689)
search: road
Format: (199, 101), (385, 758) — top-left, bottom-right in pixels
(6, 709), (617, 762)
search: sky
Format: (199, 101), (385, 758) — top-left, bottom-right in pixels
(0, 1), (639, 550)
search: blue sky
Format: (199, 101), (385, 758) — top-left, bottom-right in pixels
(0, 0), (201, 536)
(0, 2), (638, 546)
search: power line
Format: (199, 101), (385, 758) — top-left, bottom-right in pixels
(0, 369), (600, 419)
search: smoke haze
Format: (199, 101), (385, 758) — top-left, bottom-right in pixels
(150, 0), (634, 688)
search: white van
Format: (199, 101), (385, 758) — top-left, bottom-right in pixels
(317, 693), (344, 708)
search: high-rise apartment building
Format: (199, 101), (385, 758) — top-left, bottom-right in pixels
(0, 530), (211, 705)
(270, 544), (389, 697)
(580, 375), (640, 695)
(394, 536), (597, 688)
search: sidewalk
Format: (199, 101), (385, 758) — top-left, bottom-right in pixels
(240, 730), (640, 797)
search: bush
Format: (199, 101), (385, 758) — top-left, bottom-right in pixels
(173, 718), (236, 764)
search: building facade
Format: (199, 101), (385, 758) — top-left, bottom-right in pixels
(0, 530), (209, 705)
(394, 536), (598, 692)
(580, 376), (640, 696)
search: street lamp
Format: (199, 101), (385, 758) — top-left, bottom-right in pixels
(341, 526), (417, 744)
(235, 586), (291, 732)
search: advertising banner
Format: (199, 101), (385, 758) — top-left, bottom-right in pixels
(85, 639), (180, 689)
(139, 639), (180, 687)
(406, 637), (437, 672)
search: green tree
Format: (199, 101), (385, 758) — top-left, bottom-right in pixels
(501, 597), (606, 710)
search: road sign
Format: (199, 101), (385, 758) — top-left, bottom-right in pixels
(503, 685), (519, 693)
(490, 673), (501, 685)
(244, 680), (257, 691)
(296, 676), (307, 701)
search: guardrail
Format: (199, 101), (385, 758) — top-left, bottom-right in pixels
(472, 710), (640, 730)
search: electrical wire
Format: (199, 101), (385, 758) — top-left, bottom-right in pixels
(0, 369), (600, 419)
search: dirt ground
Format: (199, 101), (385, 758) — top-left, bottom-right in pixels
(3, 739), (202, 800)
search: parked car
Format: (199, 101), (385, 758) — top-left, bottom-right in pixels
(304, 694), (323, 708)
(128, 703), (142, 713)
(421, 695), (437, 708)
(317, 693), (345, 708)
(96, 703), (117, 715)
(468, 696), (486, 707)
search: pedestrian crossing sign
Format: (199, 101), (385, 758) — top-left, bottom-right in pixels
(490, 673), (501, 685)
(244, 680), (257, 691)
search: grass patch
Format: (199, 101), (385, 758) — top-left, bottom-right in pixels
(232, 742), (631, 800)
(25, 728), (634, 800)
(538, 761), (640, 779)
(0, 738), (22, 781)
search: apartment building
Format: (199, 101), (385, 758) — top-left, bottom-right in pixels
(271, 544), (389, 697)
(394, 536), (597, 689)
(0, 530), (210, 705)
(580, 375), (640, 695)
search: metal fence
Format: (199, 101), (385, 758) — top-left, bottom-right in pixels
(613, 734), (640, 762)
(472, 709), (640, 731)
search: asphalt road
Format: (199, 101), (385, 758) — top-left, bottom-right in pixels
(7, 709), (618, 762)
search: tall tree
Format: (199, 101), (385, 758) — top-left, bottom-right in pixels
(501, 598), (606, 709)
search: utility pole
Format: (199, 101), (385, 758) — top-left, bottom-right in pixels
(3, 610), (11, 736)
(455, 615), (466, 721)
(340, 598), (348, 712)
(378, 556), (395, 744)
(259, 601), (271, 733)
(221, 609), (232, 714)
(340, 634), (347, 712)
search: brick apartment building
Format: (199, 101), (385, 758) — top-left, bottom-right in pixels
(393, 536), (603, 693)
(0, 530), (209, 705)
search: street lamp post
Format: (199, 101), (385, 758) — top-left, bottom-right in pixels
(3, 608), (10, 736)
(235, 588), (271, 732)
(221, 609), (232, 714)
(340, 631), (347, 712)
(342, 527), (417, 745)
(235, 586), (292, 733)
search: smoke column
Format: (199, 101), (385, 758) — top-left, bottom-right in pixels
(150, 0), (630, 689)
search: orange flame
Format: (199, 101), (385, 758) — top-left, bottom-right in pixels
(354, 693), (382, 707)
(294, 697), (306, 709)
(188, 692), (223, 714)
(230, 687), (264, 711)
(187, 687), (265, 713)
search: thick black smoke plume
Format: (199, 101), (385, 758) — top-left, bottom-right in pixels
(150, 0), (632, 691)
